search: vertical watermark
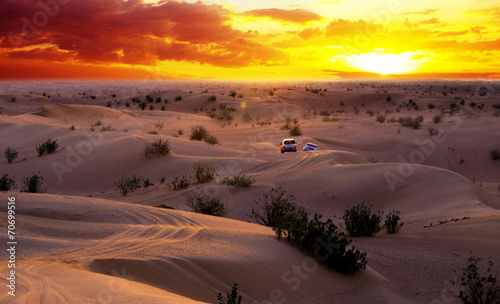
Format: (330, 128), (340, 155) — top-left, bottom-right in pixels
(6, 196), (17, 297)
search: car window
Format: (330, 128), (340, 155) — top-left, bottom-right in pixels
(284, 140), (290, 144)
(290, 140), (295, 144)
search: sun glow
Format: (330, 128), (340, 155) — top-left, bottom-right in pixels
(341, 53), (421, 75)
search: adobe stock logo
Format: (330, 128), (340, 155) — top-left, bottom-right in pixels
(7, 0), (71, 47)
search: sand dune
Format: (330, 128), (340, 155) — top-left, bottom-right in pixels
(1, 81), (499, 303)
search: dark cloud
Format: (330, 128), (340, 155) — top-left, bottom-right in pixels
(0, 0), (287, 67)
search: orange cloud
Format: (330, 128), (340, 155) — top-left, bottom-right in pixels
(404, 9), (440, 15)
(325, 19), (381, 37)
(240, 8), (323, 23)
(419, 17), (440, 25)
(0, 0), (287, 68)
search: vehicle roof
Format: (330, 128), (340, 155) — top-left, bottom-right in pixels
(282, 138), (295, 141)
(305, 143), (318, 146)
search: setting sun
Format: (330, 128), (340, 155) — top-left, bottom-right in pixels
(338, 53), (421, 75)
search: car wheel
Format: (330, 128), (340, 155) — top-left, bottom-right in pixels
(281, 150), (284, 153)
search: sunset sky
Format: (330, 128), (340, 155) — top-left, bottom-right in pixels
(1, 0), (499, 80)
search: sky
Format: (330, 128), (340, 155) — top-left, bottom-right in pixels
(0, 0), (499, 80)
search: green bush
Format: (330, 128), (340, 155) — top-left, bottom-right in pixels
(204, 134), (219, 145)
(398, 116), (423, 129)
(250, 186), (299, 229)
(21, 173), (45, 193)
(218, 283), (242, 304)
(242, 112), (253, 123)
(384, 211), (404, 234)
(4, 147), (19, 164)
(376, 115), (386, 123)
(115, 175), (141, 196)
(289, 124), (302, 136)
(220, 174), (255, 187)
(190, 125), (208, 141)
(144, 139), (171, 158)
(187, 193), (226, 217)
(490, 149), (500, 160)
(428, 127), (439, 136)
(455, 255), (500, 304)
(0, 174), (16, 191)
(143, 178), (154, 188)
(171, 175), (190, 190)
(194, 163), (216, 183)
(343, 203), (382, 237)
(277, 206), (367, 274)
(36, 138), (59, 156)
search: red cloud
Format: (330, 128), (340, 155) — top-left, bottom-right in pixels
(0, 0), (287, 68)
(241, 8), (323, 23)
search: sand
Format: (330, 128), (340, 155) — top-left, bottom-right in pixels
(1, 80), (499, 303)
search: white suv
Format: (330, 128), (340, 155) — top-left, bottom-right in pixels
(280, 138), (297, 153)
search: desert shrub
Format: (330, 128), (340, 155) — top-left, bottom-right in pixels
(144, 139), (171, 158)
(138, 177), (152, 188)
(216, 110), (233, 122)
(433, 115), (442, 124)
(187, 193), (226, 217)
(384, 211), (404, 234)
(455, 255), (500, 304)
(398, 116), (423, 129)
(175, 95), (182, 102)
(242, 112), (252, 123)
(69, 125), (75, 131)
(428, 127), (439, 136)
(428, 103), (436, 109)
(276, 207), (367, 274)
(190, 125), (208, 140)
(319, 110), (330, 116)
(229, 91), (237, 98)
(366, 110), (375, 117)
(4, 147), (19, 164)
(208, 95), (217, 102)
(220, 174), (255, 187)
(289, 124), (302, 136)
(21, 173), (45, 193)
(159, 176), (166, 184)
(281, 123), (291, 130)
(204, 134), (219, 145)
(376, 115), (386, 123)
(343, 203), (382, 237)
(492, 104), (500, 110)
(100, 125), (115, 132)
(490, 149), (500, 160)
(139, 102), (147, 110)
(177, 129), (183, 136)
(36, 138), (59, 156)
(171, 175), (190, 190)
(194, 163), (216, 183)
(250, 186), (299, 229)
(94, 120), (103, 126)
(115, 175), (141, 196)
(218, 283), (242, 304)
(146, 95), (154, 103)
(148, 130), (158, 135)
(0, 174), (16, 191)
(149, 105), (154, 111)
